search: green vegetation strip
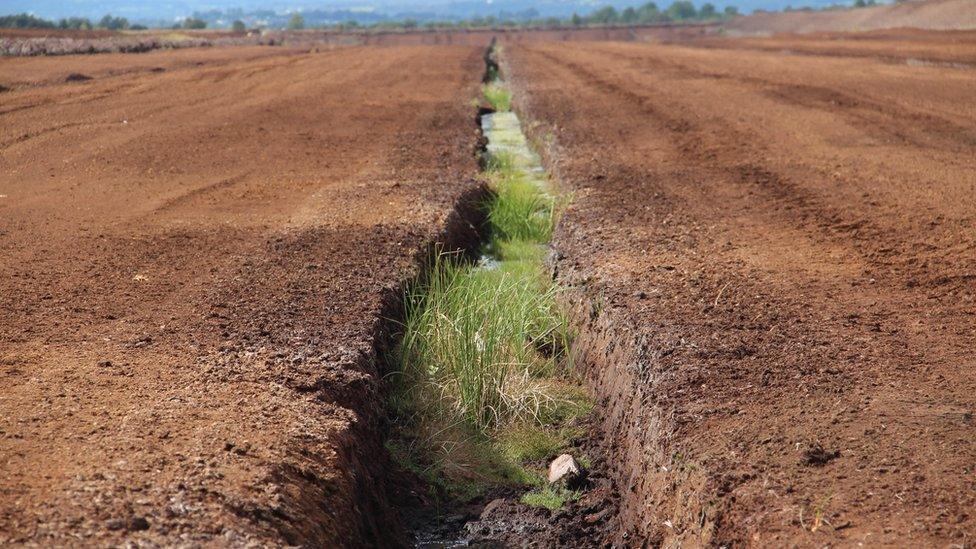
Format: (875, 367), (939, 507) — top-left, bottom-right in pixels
(387, 82), (589, 509)
(483, 83), (511, 112)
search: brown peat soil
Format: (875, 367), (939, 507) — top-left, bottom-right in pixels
(0, 45), (316, 90)
(3, 24), (975, 548)
(687, 28), (976, 66)
(723, 0), (976, 34)
(0, 44), (484, 546)
(505, 34), (976, 547)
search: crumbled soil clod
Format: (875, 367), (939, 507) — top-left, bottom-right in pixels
(106, 517), (150, 532)
(804, 443), (841, 466)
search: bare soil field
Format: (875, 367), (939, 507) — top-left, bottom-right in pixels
(3, 22), (976, 547)
(689, 28), (976, 66)
(0, 24), (720, 57)
(0, 44), (483, 546)
(725, 0), (976, 34)
(506, 35), (976, 546)
(0, 45), (315, 90)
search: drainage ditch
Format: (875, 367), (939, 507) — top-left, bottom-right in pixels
(377, 43), (619, 547)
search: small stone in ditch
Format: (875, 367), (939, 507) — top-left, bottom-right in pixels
(585, 507), (611, 524)
(547, 454), (581, 485)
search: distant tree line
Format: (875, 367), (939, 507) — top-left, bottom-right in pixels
(0, 13), (147, 30)
(0, 2), (738, 33)
(778, 0), (902, 11)
(0, 13), (55, 28)
(570, 1), (739, 26)
(174, 17), (208, 30)
(337, 1), (739, 31)
(1, 0), (899, 34)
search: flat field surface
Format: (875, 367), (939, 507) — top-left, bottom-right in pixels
(0, 45), (315, 90)
(723, 0), (976, 34)
(507, 34), (976, 546)
(689, 28), (976, 66)
(0, 44), (481, 545)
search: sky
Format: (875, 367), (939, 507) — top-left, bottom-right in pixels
(2, 0), (859, 23)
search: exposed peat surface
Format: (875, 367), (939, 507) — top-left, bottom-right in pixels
(3, 26), (975, 548)
(0, 44), (489, 547)
(503, 37), (976, 547)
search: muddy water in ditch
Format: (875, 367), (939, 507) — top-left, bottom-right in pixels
(476, 110), (550, 273)
(481, 111), (546, 179)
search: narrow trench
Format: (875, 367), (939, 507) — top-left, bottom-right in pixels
(375, 41), (619, 548)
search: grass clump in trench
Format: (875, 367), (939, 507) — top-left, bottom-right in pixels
(483, 83), (511, 112)
(521, 484), (581, 511)
(484, 151), (568, 260)
(389, 255), (587, 503)
(394, 256), (570, 432)
(388, 143), (588, 508)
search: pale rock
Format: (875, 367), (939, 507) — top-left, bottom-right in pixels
(547, 454), (581, 484)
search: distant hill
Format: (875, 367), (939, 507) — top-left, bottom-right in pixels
(725, 0), (976, 33)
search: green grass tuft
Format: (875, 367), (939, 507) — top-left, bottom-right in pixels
(483, 83), (511, 112)
(393, 254), (571, 432)
(488, 174), (556, 244)
(485, 149), (516, 173)
(496, 424), (564, 464)
(521, 484), (581, 511)
(484, 151), (566, 249)
(388, 252), (586, 501)
(493, 238), (547, 263)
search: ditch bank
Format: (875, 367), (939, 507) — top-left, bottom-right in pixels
(237, 183), (491, 548)
(497, 51), (715, 546)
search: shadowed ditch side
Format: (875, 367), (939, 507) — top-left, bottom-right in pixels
(264, 182), (490, 548)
